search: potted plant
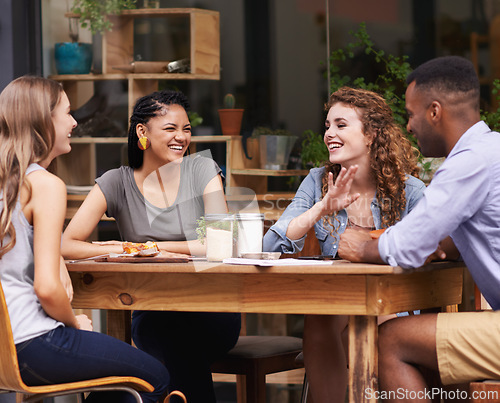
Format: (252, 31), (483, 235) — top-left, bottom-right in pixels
(218, 94), (244, 136)
(300, 129), (328, 168)
(70, 0), (137, 35)
(55, 0), (137, 75)
(252, 126), (297, 170)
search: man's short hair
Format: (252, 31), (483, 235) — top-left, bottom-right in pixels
(406, 56), (480, 95)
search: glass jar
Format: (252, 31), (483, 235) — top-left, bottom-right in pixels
(205, 214), (235, 262)
(235, 213), (264, 257)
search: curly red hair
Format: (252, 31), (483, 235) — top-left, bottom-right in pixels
(321, 87), (419, 228)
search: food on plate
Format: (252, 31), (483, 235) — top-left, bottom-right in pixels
(122, 241), (160, 256)
(369, 229), (386, 239)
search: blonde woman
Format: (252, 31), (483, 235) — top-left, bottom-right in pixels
(263, 87), (426, 402)
(0, 76), (169, 402)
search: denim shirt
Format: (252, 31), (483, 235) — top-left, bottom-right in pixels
(263, 167), (426, 257)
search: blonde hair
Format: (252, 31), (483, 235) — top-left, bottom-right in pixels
(0, 76), (63, 257)
(321, 87), (419, 232)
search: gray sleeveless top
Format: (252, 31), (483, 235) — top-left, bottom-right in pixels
(0, 164), (63, 344)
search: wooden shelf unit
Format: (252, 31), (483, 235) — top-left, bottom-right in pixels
(51, 8), (219, 117)
(50, 8), (222, 217)
(103, 8), (220, 78)
(227, 137), (307, 221)
(52, 8), (305, 223)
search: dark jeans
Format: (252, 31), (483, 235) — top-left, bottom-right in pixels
(132, 311), (241, 403)
(16, 326), (169, 403)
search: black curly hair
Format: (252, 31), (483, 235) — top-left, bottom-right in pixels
(128, 90), (190, 168)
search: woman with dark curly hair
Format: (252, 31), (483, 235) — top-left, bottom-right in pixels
(263, 86), (426, 402)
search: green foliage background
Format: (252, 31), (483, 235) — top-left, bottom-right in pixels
(301, 22), (500, 170)
(71, 0), (137, 35)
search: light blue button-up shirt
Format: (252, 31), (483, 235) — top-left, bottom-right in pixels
(378, 121), (500, 310)
(263, 167), (426, 257)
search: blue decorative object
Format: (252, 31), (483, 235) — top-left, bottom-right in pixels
(54, 42), (93, 74)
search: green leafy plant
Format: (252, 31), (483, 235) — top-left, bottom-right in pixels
(329, 22), (413, 146)
(195, 217), (207, 244)
(325, 22), (500, 181)
(70, 0), (137, 35)
(188, 111), (203, 128)
(300, 129), (329, 168)
(481, 78), (500, 132)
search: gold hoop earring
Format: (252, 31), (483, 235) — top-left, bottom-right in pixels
(137, 136), (151, 150)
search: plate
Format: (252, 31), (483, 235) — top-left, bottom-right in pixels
(95, 256), (189, 263)
(240, 252), (281, 260)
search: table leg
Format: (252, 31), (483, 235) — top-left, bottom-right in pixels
(348, 315), (378, 403)
(106, 310), (131, 344)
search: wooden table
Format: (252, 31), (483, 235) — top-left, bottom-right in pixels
(67, 260), (464, 403)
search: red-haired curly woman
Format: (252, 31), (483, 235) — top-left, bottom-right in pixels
(263, 87), (426, 402)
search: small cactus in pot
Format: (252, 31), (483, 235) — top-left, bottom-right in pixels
(223, 93), (236, 109)
(218, 93), (244, 135)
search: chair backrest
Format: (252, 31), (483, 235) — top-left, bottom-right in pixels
(0, 279), (31, 392)
(475, 284), (493, 311)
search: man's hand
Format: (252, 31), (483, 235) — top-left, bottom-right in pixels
(338, 228), (384, 263)
(424, 245), (446, 264)
(338, 228), (372, 262)
(423, 236), (459, 264)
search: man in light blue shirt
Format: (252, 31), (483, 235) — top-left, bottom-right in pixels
(339, 56), (500, 399)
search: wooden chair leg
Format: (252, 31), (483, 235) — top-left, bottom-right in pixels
(236, 374), (247, 403)
(245, 368), (266, 403)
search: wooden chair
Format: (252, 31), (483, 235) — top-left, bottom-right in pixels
(211, 314), (304, 403)
(211, 335), (303, 403)
(0, 280), (153, 403)
(209, 225), (316, 402)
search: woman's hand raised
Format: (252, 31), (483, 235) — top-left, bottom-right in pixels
(320, 165), (360, 215)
